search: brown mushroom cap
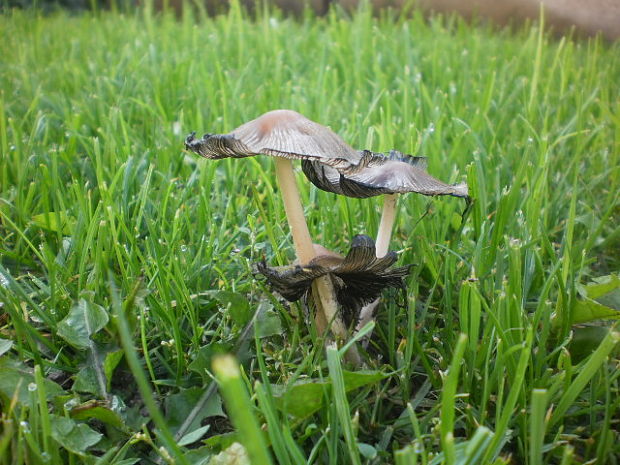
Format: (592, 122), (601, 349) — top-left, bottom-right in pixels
(256, 235), (411, 326)
(185, 109), (360, 169)
(302, 150), (469, 199)
(185, 110), (468, 199)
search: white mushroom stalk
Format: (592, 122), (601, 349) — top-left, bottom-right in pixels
(273, 158), (348, 341)
(355, 194), (399, 333)
(375, 194), (398, 258)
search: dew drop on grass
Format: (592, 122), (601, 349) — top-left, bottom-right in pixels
(20, 421), (30, 433)
(64, 397), (80, 410)
(28, 383), (37, 392)
(0, 271), (9, 288)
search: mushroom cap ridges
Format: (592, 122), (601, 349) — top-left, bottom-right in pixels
(302, 151), (469, 199)
(231, 109), (361, 163)
(185, 110), (469, 199)
(256, 234), (411, 326)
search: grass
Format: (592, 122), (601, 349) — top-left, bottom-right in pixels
(1, 2), (619, 463)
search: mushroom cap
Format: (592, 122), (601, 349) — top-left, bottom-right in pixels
(185, 109), (360, 168)
(256, 234), (411, 326)
(302, 150), (469, 199)
(185, 110), (468, 199)
(233, 110), (360, 163)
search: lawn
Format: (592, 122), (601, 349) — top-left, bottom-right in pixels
(0, 3), (619, 464)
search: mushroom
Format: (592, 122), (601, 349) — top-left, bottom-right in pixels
(185, 110), (363, 359)
(302, 149), (468, 251)
(256, 235), (411, 327)
(301, 149), (469, 330)
(185, 109), (467, 349)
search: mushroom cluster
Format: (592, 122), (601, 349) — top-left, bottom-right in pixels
(185, 109), (468, 360)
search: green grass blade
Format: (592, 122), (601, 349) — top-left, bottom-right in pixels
(110, 277), (189, 465)
(212, 355), (274, 465)
(326, 344), (362, 465)
(440, 333), (467, 465)
(550, 327), (620, 428)
(529, 389), (548, 465)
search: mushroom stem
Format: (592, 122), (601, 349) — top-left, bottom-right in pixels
(273, 158), (356, 357)
(273, 158), (316, 264)
(375, 194), (398, 258)
(355, 194), (399, 336)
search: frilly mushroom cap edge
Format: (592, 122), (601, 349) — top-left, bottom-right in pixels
(184, 109), (361, 169)
(302, 150), (469, 199)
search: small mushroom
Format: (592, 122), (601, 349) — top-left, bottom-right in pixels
(302, 148), (469, 333)
(257, 235), (411, 327)
(301, 149), (468, 256)
(185, 110), (361, 358)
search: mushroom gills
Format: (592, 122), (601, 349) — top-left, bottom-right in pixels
(185, 109), (359, 169)
(184, 131), (257, 160)
(256, 235), (412, 326)
(302, 150), (469, 199)
(184, 110), (468, 199)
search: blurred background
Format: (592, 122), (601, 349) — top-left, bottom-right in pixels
(5, 0), (619, 40)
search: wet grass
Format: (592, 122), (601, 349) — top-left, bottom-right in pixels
(1, 3), (619, 464)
